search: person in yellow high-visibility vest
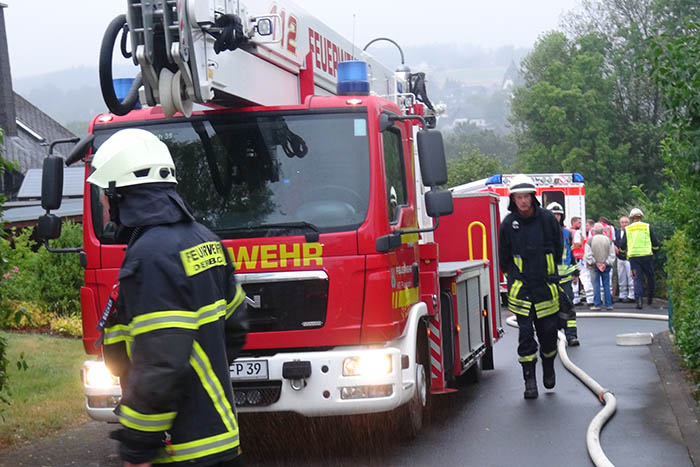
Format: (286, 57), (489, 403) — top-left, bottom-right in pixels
(620, 208), (660, 309)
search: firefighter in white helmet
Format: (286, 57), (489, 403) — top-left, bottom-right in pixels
(619, 207), (660, 309)
(88, 129), (248, 466)
(499, 175), (563, 399)
(546, 202), (580, 347)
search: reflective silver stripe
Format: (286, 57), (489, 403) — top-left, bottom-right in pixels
(131, 313), (198, 335)
(103, 327), (131, 344)
(190, 343), (238, 433)
(168, 431), (239, 459)
(198, 303), (226, 324)
(430, 354), (442, 372)
(119, 409), (175, 431)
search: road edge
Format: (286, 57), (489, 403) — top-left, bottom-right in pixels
(651, 330), (700, 466)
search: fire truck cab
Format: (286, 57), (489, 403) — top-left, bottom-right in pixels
(35, 0), (503, 439)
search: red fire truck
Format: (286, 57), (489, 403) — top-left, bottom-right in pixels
(36, 0), (503, 437)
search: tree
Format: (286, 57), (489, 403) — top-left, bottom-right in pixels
(443, 121), (516, 166)
(648, 17), (700, 386)
(561, 0), (700, 212)
(510, 31), (633, 217)
(447, 146), (503, 188)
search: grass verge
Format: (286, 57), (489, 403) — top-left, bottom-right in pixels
(0, 331), (89, 449)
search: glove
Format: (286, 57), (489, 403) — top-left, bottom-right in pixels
(110, 428), (165, 464)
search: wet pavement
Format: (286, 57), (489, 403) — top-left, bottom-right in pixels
(0, 299), (697, 466)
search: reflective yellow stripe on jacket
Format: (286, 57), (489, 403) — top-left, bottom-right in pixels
(153, 341), (240, 463)
(226, 284), (245, 320)
(119, 405), (177, 432)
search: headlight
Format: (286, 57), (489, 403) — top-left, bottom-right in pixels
(83, 361), (119, 388)
(342, 354), (392, 377)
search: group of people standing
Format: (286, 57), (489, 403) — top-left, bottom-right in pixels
(499, 174), (660, 400)
(568, 209), (659, 312)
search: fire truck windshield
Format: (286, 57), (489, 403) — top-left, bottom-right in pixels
(90, 111), (371, 241)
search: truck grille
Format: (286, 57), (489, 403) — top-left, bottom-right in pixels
(233, 381), (282, 407)
(239, 273), (329, 333)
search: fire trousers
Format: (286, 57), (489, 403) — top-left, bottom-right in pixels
(516, 306), (559, 363)
(630, 255), (655, 301)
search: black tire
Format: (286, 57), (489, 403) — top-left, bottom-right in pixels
(395, 323), (430, 439)
(465, 357), (482, 383)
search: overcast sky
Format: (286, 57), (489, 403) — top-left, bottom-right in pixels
(4, 0), (580, 78)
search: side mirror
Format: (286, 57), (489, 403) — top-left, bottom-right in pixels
(41, 156), (65, 211)
(425, 189), (453, 218)
(36, 214), (63, 241)
(416, 129), (447, 187)
(379, 113), (394, 132)
(65, 134), (95, 167)
(376, 233), (402, 253)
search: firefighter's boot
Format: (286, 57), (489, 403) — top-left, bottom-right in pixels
(636, 297), (643, 309)
(521, 361), (538, 399)
(542, 356), (556, 389)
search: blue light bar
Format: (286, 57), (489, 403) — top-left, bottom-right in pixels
(572, 172), (585, 183)
(337, 61), (370, 96)
(113, 78), (141, 108)
(485, 174), (502, 185)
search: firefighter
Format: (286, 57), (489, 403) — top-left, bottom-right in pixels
(88, 129), (248, 466)
(620, 208), (660, 310)
(546, 202), (580, 346)
(499, 175), (563, 399)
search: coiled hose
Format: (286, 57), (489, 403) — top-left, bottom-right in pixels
(99, 14), (142, 116)
(505, 311), (668, 467)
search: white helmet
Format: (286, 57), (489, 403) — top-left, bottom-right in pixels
(508, 174), (536, 194)
(629, 207), (644, 218)
(87, 129), (177, 189)
(546, 202), (564, 214)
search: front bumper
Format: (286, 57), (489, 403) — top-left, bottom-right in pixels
(82, 346), (415, 422)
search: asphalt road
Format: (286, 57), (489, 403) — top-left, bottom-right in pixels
(1, 300), (697, 467)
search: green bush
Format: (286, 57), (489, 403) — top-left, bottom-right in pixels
(665, 230), (700, 395)
(0, 222), (83, 327)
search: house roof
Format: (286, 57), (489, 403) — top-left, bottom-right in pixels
(0, 198), (83, 224)
(16, 167), (85, 199)
(3, 92), (77, 172)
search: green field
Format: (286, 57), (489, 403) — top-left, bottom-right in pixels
(0, 332), (90, 449)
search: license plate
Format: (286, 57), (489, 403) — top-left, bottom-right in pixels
(230, 360), (269, 381)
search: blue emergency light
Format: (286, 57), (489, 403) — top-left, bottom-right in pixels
(572, 172), (585, 183)
(337, 61), (370, 96)
(113, 78), (141, 108)
(485, 174), (502, 185)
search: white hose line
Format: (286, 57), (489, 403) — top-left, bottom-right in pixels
(504, 311), (668, 467)
(556, 329), (616, 467)
(576, 312), (668, 321)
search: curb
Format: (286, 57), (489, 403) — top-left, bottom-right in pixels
(651, 330), (700, 466)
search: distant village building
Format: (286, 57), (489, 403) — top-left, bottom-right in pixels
(0, 3), (79, 229)
(501, 59), (524, 92)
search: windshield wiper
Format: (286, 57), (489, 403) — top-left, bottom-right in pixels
(215, 221), (320, 241)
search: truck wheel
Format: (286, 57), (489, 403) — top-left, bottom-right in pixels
(396, 325), (430, 439)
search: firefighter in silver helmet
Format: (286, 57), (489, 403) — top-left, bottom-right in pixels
(546, 201), (580, 347)
(88, 129), (248, 466)
(498, 175), (563, 399)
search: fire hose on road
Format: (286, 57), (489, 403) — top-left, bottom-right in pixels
(505, 311), (669, 467)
